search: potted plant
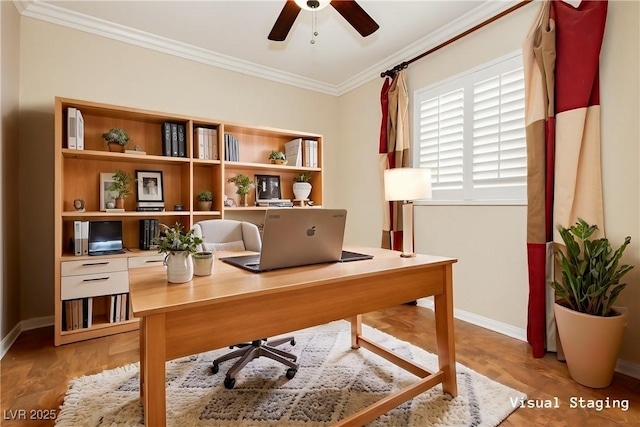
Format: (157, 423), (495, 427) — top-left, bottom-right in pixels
(196, 189), (213, 211)
(102, 128), (131, 153)
(268, 150), (287, 165)
(108, 169), (134, 209)
(153, 222), (204, 283)
(227, 174), (254, 207)
(293, 172), (312, 201)
(552, 218), (633, 388)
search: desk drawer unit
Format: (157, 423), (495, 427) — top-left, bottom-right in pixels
(129, 254), (165, 269)
(61, 271), (129, 300)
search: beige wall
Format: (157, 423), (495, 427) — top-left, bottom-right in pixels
(336, 2), (640, 365)
(17, 17), (339, 320)
(1, 1), (21, 338)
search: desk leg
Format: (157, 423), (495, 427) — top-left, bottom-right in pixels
(142, 313), (167, 426)
(350, 315), (362, 349)
(434, 264), (457, 397)
(139, 317), (146, 399)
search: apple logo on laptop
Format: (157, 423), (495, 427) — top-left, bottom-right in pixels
(306, 226), (316, 237)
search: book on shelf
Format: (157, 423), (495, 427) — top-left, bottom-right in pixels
(256, 200), (294, 207)
(303, 139), (318, 167)
(170, 123), (179, 157)
(209, 128), (219, 160)
(285, 138), (303, 167)
(224, 133), (240, 161)
(105, 208), (125, 213)
(161, 122), (172, 157)
(73, 220), (82, 256)
(67, 107), (77, 149)
(76, 109), (84, 150)
(81, 220), (89, 256)
(195, 128), (205, 159)
(177, 124), (186, 157)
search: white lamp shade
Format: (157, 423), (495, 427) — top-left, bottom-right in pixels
(384, 168), (432, 201)
(295, 0), (331, 11)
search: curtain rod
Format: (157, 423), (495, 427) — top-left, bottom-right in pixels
(380, 0), (535, 78)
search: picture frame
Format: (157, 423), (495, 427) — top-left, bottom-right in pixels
(255, 174), (281, 201)
(136, 170), (164, 203)
(99, 172), (119, 211)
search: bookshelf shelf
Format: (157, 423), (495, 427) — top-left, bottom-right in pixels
(54, 97), (324, 346)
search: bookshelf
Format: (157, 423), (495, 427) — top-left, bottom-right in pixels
(54, 97), (324, 345)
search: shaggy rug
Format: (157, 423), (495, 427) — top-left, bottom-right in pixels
(56, 321), (525, 426)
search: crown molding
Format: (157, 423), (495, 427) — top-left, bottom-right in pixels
(17, 0), (524, 97)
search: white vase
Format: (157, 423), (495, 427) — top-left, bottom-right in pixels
(293, 182), (312, 200)
(164, 251), (194, 283)
(193, 251), (214, 276)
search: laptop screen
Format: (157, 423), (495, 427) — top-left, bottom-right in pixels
(88, 221), (124, 255)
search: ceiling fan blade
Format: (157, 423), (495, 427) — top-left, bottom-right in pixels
(331, 0), (379, 37)
(268, 1), (301, 41)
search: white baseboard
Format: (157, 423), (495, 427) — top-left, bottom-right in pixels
(416, 298), (640, 380)
(1, 316), (54, 359)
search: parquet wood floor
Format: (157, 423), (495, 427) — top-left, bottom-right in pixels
(1, 305), (638, 426)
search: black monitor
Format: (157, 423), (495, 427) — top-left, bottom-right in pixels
(88, 221), (124, 255)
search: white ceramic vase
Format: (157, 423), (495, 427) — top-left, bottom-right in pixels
(164, 251), (194, 283)
(293, 182), (312, 200)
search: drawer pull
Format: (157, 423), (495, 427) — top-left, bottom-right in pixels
(82, 262), (110, 267)
(146, 260), (163, 264)
(82, 277), (110, 282)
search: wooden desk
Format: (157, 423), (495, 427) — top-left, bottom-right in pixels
(129, 247), (457, 426)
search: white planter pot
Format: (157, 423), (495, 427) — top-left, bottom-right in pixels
(554, 303), (627, 388)
(293, 182), (312, 200)
(193, 251), (214, 276)
(164, 251), (194, 283)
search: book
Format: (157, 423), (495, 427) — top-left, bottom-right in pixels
(72, 299), (80, 330)
(109, 295), (117, 323)
(170, 123), (179, 157)
(73, 220), (82, 256)
(76, 109), (84, 150)
(81, 221), (89, 255)
(161, 122), (172, 157)
(195, 128), (205, 159)
(312, 140), (318, 167)
(150, 219), (159, 249)
(64, 300), (73, 331)
(105, 208), (125, 213)
(177, 124), (186, 157)
(139, 219), (148, 250)
(285, 138), (303, 167)
(120, 293), (127, 322)
(67, 107), (77, 149)
(209, 128), (219, 160)
(304, 140), (312, 167)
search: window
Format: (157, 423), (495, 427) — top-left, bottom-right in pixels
(413, 53), (526, 203)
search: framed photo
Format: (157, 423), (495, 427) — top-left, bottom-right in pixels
(255, 174), (281, 201)
(99, 172), (119, 211)
(136, 170), (164, 203)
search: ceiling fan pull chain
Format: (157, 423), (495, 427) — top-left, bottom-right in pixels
(310, 8), (318, 44)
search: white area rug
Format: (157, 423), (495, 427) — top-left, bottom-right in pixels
(56, 321), (525, 426)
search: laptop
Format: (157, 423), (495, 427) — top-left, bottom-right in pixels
(221, 209), (373, 272)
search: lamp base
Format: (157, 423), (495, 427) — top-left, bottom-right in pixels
(400, 252), (417, 258)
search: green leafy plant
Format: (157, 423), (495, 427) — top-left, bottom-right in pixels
(197, 189), (213, 201)
(294, 172), (312, 183)
(153, 222), (203, 256)
(552, 218), (633, 317)
(108, 169), (134, 198)
(228, 174), (254, 195)
(101, 128), (131, 146)
(268, 150), (286, 160)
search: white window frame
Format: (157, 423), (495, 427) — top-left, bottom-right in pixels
(412, 51), (527, 205)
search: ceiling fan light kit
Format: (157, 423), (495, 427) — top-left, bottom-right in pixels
(268, 0), (380, 43)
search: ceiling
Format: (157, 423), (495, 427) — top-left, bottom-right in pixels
(16, 0), (521, 95)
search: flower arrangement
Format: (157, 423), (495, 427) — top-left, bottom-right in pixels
(153, 222), (203, 256)
(102, 128), (131, 146)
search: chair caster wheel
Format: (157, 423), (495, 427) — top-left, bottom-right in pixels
(224, 377), (236, 389)
(290, 339), (296, 346)
(212, 363), (219, 374)
(286, 368), (297, 380)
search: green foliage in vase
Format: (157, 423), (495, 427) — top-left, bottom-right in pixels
(153, 222), (203, 256)
(197, 190), (213, 201)
(101, 128), (131, 146)
(108, 169), (134, 198)
(294, 172), (312, 183)
(227, 174), (254, 195)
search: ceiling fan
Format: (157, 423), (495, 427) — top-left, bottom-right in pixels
(268, 0), (380, 42)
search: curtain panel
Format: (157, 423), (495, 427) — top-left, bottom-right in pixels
(523, 0), (607, 358)
(379, 70), (410, 250)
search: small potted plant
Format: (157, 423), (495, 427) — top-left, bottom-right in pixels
(108, 169), (134, 209)
(196, 189), (213, 211)
(227, 174), (254, 207)
(268, 150), (287, 165)
(293, 172), (312, 200)
(552, 218), (633, 388)
(153, 222), (203, 283)
(102, 128), (131, 152)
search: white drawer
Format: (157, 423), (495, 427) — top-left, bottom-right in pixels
(62, 271), (129, 300)
(128, 254), (165, 269)
(61, 258), (128, 277)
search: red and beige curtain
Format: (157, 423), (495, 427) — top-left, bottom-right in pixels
(379, 70), (410, 250)
(523, 0), (608, 358)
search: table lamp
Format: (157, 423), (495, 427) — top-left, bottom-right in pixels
(384, 168), (432, 257)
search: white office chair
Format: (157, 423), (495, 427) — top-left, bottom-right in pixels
(192, 219), (298, 389)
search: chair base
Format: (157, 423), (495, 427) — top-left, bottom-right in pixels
(212, 337), (298, 389)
